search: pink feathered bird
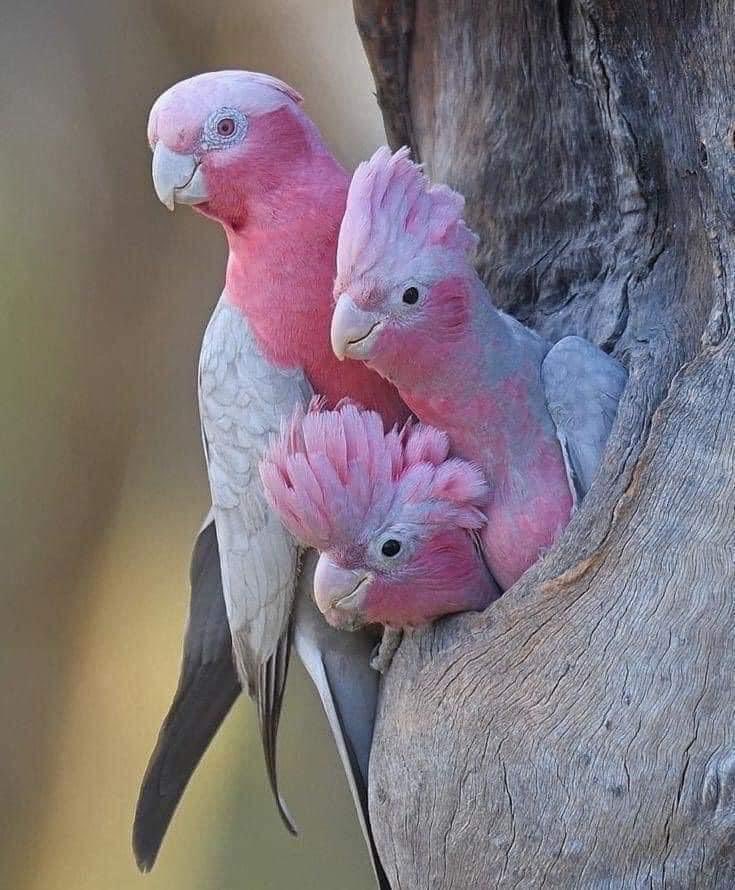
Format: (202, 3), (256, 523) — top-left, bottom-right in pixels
(261, 401), (498, 630)
(331, 147), (627, 591)
(136, 73), (407, 887)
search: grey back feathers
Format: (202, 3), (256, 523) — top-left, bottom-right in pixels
(542, 336), (628, 502)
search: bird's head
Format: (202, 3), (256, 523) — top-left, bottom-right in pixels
(147, 70), (315, 228)
(331, 147), (479, 371)
(259, 399), (490, 630)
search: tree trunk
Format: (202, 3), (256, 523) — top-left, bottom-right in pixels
(354, 2), (735, 886)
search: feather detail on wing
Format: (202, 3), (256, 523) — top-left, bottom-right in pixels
(257, 623), (297, 834)
(542, 336), (628, 502)
(199, 296), (312, 832)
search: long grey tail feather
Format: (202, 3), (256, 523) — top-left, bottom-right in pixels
(293, 552), (391, 889)
(256, 625), (298, 835)
(133, 518), (241, 871)
(319, 652), (392, 890)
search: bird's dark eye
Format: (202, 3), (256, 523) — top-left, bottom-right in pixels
(381, 539), (401, 557)
(217, 117), (236, 137)
(402, 287), (419, 305)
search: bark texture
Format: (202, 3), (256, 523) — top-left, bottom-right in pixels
(354, 2), (735, 886)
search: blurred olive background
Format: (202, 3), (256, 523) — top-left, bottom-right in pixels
(0, 2), (385, 888)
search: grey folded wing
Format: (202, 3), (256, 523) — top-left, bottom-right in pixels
(293, 552), (391, 890)
(542, 335), (628, 502)
(199, 297), (313, 834)
(132, 516), (240, 872)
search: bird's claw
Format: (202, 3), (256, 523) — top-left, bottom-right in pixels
(370, 627), (403, 673)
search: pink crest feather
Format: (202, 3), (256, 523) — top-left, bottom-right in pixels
(259, 401), (490, 551)
(335, 146), (479, 294)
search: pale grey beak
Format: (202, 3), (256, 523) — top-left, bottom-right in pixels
(330, 294), (382, 361)
(313, 554), (372, 628)
(151, 143), (209, 211)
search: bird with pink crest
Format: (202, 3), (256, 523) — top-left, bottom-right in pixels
(332, 146), (628, 592)
(260, 399), (500, 633)
(260, 400), (499, 629)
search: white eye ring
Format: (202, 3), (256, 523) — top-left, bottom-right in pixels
(203, 107), (248, 150)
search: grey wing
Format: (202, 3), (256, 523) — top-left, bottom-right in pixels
(199, 298), (312, 833)
(542, 335), (628, 502)
(133, 514), (241, 871)
(293, 552), (390, 890)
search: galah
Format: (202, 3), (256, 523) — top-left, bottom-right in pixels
(260, 401), (499, 630)
(136, 72), (407, 888)
(331, 147), (628, 591)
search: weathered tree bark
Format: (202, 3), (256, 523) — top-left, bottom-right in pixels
(354, 2), (735, 886)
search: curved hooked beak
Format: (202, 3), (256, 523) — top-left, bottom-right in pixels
(330, 294), (382, 361)
(151, 143), (209, 211)
(313, 554), (372, 629)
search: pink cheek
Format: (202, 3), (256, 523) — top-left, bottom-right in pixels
(356, 578), (390, 623)
(203, 147), (236, 169)
(370, 324), (403, 362)
(199, 159), (223, 188)
(193, 165), (241, 222)
(359, 575), (423, 627)
(203, 153), (252, 198)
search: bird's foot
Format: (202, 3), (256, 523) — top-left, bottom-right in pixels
(370, 627), (403, 673)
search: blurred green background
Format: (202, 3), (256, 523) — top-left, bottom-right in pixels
(0, 2), (385, 888)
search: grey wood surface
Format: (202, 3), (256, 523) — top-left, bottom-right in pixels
(354, 2), (735, 886)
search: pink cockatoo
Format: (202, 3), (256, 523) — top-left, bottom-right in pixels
(135, 73), (408, 888)
(260, 401), (499, 631)
(331, 147), (627, 592)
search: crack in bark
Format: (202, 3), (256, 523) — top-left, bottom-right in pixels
(498, 762), (516, 884)
(639, 556), (716, 881)
(554, 0), (577, 84)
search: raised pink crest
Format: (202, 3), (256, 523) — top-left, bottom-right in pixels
(259, 398), (489, 551)
(335, 146), (479, 294)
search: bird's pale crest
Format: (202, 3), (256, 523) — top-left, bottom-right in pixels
(147, 70), (302, 148)
(260, 400), (489, 551)
(335, 146), (479, 294)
